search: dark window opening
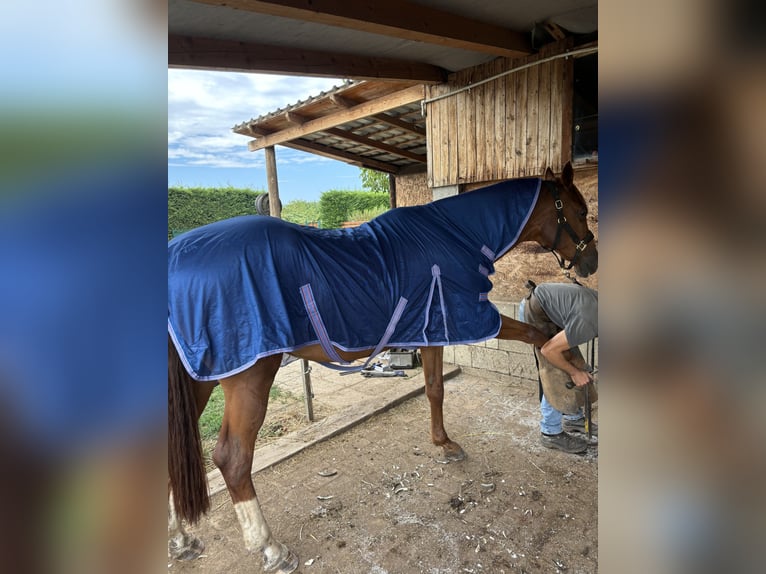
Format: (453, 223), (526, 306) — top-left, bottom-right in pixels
(573, 54), (598, 163)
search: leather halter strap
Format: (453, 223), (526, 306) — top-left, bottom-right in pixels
(542, 180), (595, 271)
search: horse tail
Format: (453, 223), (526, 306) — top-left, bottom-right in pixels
(168, 335), (210, 524)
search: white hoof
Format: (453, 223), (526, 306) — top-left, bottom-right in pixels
(169, 535), (205, 561)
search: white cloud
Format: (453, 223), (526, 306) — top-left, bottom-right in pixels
(168, 70), (345, 171)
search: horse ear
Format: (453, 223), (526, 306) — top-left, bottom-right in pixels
(562, 161), (574, 186)
(544, 166), (556, 181)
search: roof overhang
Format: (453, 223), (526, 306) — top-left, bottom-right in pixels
(170, 1), (598, 173)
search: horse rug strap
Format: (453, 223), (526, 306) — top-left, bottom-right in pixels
(300, 283), (408, 372)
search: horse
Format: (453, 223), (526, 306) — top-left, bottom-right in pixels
(167, 162), (597, 572)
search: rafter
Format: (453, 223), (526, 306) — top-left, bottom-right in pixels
(329, 94), (357, 109)
(284, 111), (308, 125)
(247, 84), (425, 151)
(192, 0), (531, 57)
(324, 128), (426, 163)
(168, 34), (446, 82)
(372, 113), (426, 137)
(329, 96), (425, 136)
(237, 123), (402, 172)
(283, 139), (401, 173)
(239, 124), (401, 173)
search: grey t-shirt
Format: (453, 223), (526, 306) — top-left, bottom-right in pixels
(534, 283), (598, 346)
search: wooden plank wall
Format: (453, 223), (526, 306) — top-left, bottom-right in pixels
(426, 40), (576, 188)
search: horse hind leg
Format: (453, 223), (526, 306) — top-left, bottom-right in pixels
(168, 380), (217, 561)
(420, 346), (465, 461)
(215, 355), (298, 573)
(168, 490), (206, 560)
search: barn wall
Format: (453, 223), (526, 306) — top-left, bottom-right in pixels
(425, 39), (575, 188)
(393, 170), (430, 207)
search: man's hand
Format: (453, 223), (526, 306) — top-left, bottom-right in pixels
(541, 330), (591, 387)
(570, 369), (593, 388)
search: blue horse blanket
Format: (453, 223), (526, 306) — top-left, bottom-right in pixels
(168, 178), (541, 380)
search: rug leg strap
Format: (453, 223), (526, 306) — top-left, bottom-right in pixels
(300, 283), (348, 364)
(301, 283), (408, 372)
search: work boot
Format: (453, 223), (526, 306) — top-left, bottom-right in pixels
(540, 432), (588, 454)
(562, 417), (599, 436)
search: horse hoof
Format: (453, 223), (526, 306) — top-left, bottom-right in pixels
(264, 548), (298, 573)
(442, 443), (466, 462)
(169, 536), (205, 561)
(276, 550), (299, 573)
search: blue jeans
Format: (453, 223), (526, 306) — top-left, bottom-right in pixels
(518, 298), (584, 434)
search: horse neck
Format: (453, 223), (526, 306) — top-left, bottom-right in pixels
(515, 181), (553, 246)
(432, 178), (542, 256)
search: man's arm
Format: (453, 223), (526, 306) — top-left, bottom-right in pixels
(540, 330), (592, 387)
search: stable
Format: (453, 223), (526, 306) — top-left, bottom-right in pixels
(169, 0), (599, 382)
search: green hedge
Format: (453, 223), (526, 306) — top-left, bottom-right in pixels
(168, 187), (264, 238)
(319, 190), (390, 229)
(281, 199), (321, 226)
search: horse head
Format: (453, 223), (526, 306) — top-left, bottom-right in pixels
(537, 162), (598, 277)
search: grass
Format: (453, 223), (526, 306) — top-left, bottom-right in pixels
(345, 205), (389, 222)
(198, 386), (226, 443)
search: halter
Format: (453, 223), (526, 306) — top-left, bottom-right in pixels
(542, 180), (595, 272)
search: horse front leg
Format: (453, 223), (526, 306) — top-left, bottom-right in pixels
(215, 355), (298, 574)
(497, 314), (548, 347)
(420, 346), (465, 461)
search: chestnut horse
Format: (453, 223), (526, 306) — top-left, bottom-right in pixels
(168, 163), (597, 572)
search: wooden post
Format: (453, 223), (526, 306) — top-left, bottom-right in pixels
(264, 146), (282, 218)
(301, 359), (314, 422)
(264, 146), (312, 420)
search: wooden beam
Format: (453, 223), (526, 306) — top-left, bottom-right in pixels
(372, 113), (426, 137)
(192, 0), (532, 57)
(279, 139), (401, 173)
(239, 112), (427, 141)
(247, 84), (425, 151)
(397, 163), (428, 176)
(543, 22), (567, 41)
(237, 114), (408, 171)
(285, 111), (308, 125)
(264, 146), (282, 218)
(168, 34), (446, 82)
(329, 94), (357, 109)
(330, 95), (425, 138)
(324, 128), (426, 163)
(236, 126), (414, 173)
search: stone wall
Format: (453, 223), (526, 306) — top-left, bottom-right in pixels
(443, 300), (598, 385)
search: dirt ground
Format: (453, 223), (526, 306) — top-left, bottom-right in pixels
(171, 369), (598, 574)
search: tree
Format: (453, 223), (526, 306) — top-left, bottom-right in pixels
(359, 168), (390, 194)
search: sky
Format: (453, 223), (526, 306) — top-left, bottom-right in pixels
(168, 70), (365, 202)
